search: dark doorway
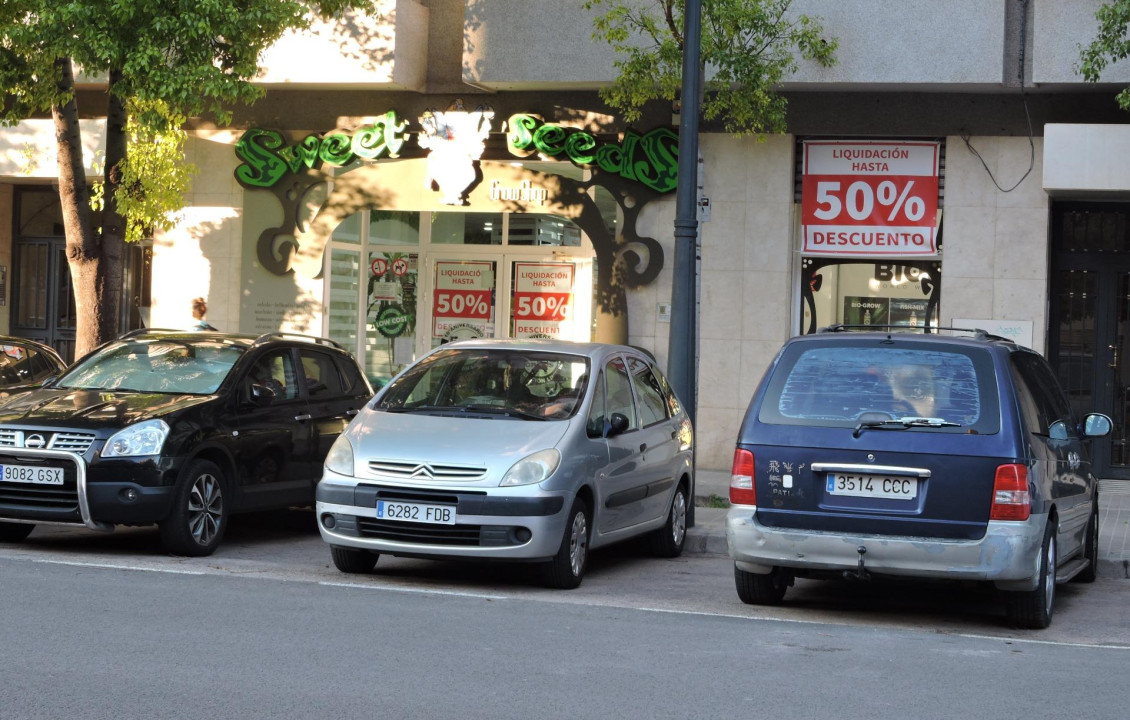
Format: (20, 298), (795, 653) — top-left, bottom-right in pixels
(11, 187), (76, 362)
(1048, 202), (1130, 480)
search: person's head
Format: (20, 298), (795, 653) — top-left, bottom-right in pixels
(191, 297), (207, 320)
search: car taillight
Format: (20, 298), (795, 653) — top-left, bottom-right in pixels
(990, 463), (1030, 521)
(730, 448), (756, 505)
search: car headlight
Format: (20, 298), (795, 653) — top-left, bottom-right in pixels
(325, 434), (355, 477)
(500, 449), (560, 487)
(102, 419), (170, 458)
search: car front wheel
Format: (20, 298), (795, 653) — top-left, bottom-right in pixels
(330, 546), (379, 574)
(543, 497), (590, 589)
(1073, 502), (1099, 584)
(159, 459), (228, 557)
(0, 522), (34, 543)
(1004, 522), (1056, 629)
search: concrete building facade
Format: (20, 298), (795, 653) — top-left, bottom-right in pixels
(5, 0), (1130, 477)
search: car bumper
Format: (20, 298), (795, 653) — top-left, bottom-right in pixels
(726, 505), (1047, 590)
(0, 446), (175, 530)
(315, 474), (569, 561)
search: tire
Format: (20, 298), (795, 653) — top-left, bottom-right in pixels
(1004, 522), (1056, 629)
(734, 565), (791, 605)
(543, 497), (590, 589)
(1073, 503), (1099, 584)
(0, 522), (34, 543)
(330, 546), (379, 574)
(649, 482), (688, 558)
(159, 459), (228, 557)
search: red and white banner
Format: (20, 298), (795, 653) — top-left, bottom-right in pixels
(801, 141), (940, 257)
(433, 260), (493, 339)
(512, 262), (575, 339)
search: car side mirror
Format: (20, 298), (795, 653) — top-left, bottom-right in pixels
(606, 412), (630, 438)
(250, 383), (277, 406)
(1083, 413), (1113, 438)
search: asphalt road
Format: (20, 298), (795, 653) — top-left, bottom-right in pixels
(2, 510), (1128, 720)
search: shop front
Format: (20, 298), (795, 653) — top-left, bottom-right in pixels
(231, 104), (677, 386)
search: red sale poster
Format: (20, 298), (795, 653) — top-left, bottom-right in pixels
(512, 262), (575, 339)
(801, 141), (940, 257)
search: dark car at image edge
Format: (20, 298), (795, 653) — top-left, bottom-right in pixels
(0, 329), (372, 555)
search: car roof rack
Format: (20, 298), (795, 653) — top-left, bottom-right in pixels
(252, 332), (344, 350)
(818, 323), (1014, 343)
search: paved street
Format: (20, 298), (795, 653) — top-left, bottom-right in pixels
(2, 514), (1128, 720)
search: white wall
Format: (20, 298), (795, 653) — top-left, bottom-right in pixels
(939, 136), (1048, 354)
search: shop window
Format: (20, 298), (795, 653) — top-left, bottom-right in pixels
(432, 212), (502, 245)
(507, 214), (582, 246)
(800, 259), (940, 335)
(369, 211), (419, 245)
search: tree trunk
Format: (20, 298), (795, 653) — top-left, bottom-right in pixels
(51, 57), (102, 356)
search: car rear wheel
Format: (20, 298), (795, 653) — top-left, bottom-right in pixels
(1004, 522), (1056, 629)
(734, 565), (791, 605)
(649, 482), (688, 558)
(543, 497), (590, 589)
(0, 522), (34, 543)
(1073, 502), (1099, 584)
(159, 459), (228, 557)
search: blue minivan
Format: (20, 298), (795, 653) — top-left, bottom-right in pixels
(726, 328), (1111, 629)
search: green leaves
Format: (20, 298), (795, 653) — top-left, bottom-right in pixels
(1078, 1), (1130, 111)
(586, 0), (837, 136)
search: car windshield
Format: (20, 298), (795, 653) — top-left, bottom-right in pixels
(57, 338), (245, 394)
(759, 343), (1000, 434)
(376, 348), (590, 420)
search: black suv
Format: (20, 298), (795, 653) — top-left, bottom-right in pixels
(0, 330), (372, 556)
(727, 327), (1111, 629)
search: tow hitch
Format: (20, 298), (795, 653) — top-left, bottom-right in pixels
(843, 545), (871, 581)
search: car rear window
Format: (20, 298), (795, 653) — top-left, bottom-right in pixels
(758, 342), (1000, 434)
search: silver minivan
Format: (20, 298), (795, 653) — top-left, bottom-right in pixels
(315, 339), (694, 588)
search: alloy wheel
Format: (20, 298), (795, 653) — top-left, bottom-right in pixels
(187, 473), (223, 546)
(569, 510), (588, 577)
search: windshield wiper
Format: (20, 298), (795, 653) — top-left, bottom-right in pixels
(459, 404), (547, 421)
(381, 404), (457, 413)
(854, 412), (961, 438)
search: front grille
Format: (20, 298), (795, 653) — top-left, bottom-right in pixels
(367, 460), (486, 482)
(0, 455), (82, 517)
(0, 429), (96, 454)
(357, 518), (482, 546)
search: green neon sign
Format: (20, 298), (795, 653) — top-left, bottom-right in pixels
(235, 111), (408, 188)
(233, 109), (678, 193)
(506, 114), (679, 193)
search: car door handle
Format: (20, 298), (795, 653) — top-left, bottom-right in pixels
(295, 413), (312, 422)
(670, 429), (678, 439)
(640, 443), (647, 453)
(346, 408), (359, 417)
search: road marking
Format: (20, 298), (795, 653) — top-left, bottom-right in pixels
(19, 557), (208, 575)
(320, 580), (506, 600)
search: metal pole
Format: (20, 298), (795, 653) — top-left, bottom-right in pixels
(668, 0), (701, 420)
(668, 0), (702, 524)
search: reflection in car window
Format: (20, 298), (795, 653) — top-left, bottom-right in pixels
(586, 370), (606, 437)
(605, 356), (638, 431)
(377, 349), (589, 419)
(763, 345), (995, 431)
(0, 343), (57, 387)
(58, 340), (243, 394)
(626, 356), (669, 426)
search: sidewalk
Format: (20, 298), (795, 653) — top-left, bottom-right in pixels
(686, 469), (1130, 578)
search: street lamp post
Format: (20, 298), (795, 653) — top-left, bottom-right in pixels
(667, 0), (702, 524)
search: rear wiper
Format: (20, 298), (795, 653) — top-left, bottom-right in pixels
(853, 413), (960, 438)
